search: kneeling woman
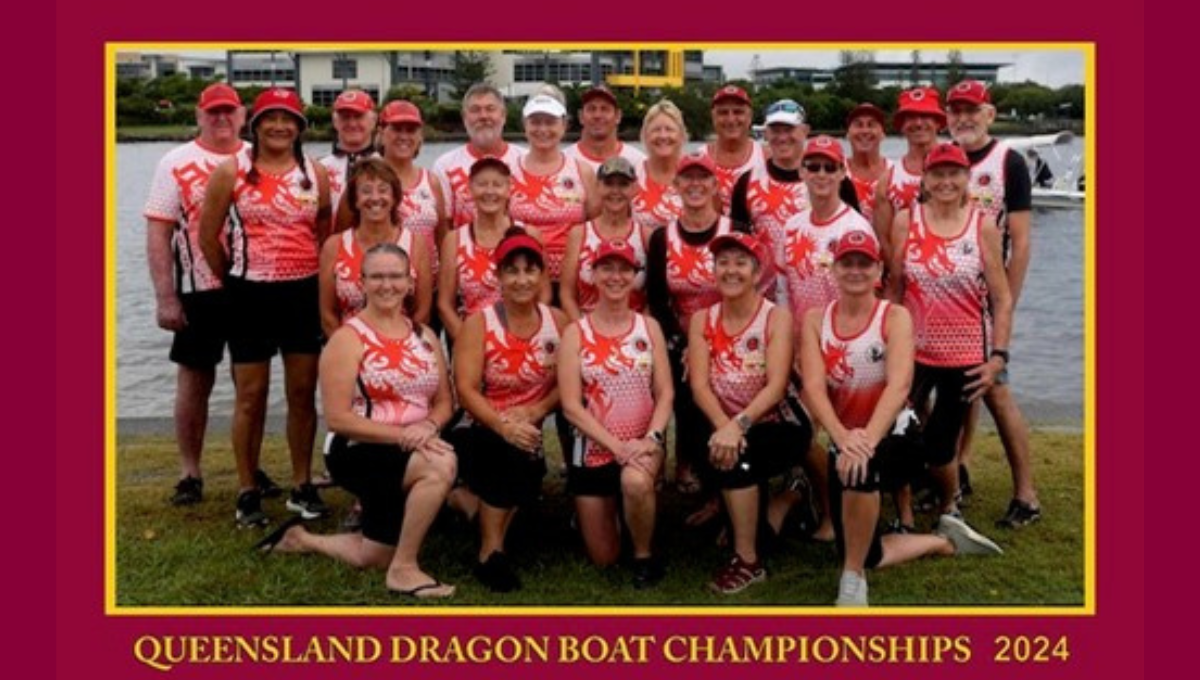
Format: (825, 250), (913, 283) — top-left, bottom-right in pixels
(800, 231), (1002, 608)
(558, 239), (674, 587)
(452, 229), (568, 592)
(688, 233), (810, 595)
(257, 243), (457, 599)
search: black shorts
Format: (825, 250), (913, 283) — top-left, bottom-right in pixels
(828, 433), (924, 495)
(450, 425), (546, 509)
(909, 363), (972, 467)
(169, 289), (229, 368)
(324, 435), (413, 546)
(225, 276), (322, 363)
(703, 420), (811, 491)
(567, 460), (622, 497)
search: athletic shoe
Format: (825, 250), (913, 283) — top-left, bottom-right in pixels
(631, 557), (665, 590)
(835, 570), (869, 607)
(937, 514), (1004, 556)
(235, 489), (269, 528)
(995, 499), (1042, 529)
(254, 469), (284, 498)
(475, 551), (521, 593)
(286, 483), (329, 519)
(170, 476), (203, 506)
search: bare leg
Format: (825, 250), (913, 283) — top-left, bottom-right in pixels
(282, 353), (318, 486)
(931, 462), (959, 516)
(985, 385), (1039, 505)
(576, 496), (621, 566)
(622, 467), (657, 559)
(447, 487), (480, 521)
(958, 399), (980, 472)
(875, 533), (954, 568)
(723, 486), (760, 564)
(842, 490), (880, 574)
(803, 440), (835, 541)
(478, 502), (516, 561)
(893, 485), (916, 528)
(274, 526), (394, 568)
(766, 489), (799, 535)
(175, 365), (216, 479)
(386, 452), (457, 594)
(231, 362), (270, 491)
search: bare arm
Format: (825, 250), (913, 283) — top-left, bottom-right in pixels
(430, 175), (452, 255)
(580, 163), (601, 220)
(964, 217), (1014, 401)
(198, 159), (236, 278)
(644, 317), (675, 433)
(799, 307), (851, 447)
(733, 306), (793, 424)
(436, 230), (463, 340)
(333, 191), (354, 233)
(872, 176), (895, 268)
(146, 219), (184, 331)
(687, 310), (730, 429)
(558, 225), (585, 321)
(454, 312), (542, 452)
(862, 306), (914, 447)
(410, 235), (434, 326)
(886, 210), (911, 304)
(312, 162), (333, 246)
(1004, 209), (1032, 307)
(318, 235), (343, 338)
(558, 323), (626, 455)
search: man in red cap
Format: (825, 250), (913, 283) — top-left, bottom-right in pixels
(319, 88), (379, 215)
(565, 84), (646, 172)
(844, 103), (889, 223)
(872, 86), (945, 265)
(143, 82), (247, 506)
(945, 79), (1041, 529)
(700, 84), (767, 214)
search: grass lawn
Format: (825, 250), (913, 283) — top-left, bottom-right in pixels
(115, 428), (1084, 609)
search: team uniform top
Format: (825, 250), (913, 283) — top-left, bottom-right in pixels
(574, 313), (657, 467)
(820, 299), (892, 429)
(565, 142), (647, 174)
(431, 142), (526, 228)
(573, 220), (648, 313)
(736, 162), (809, 273)
(632, 161), (683, 231)
(884, 157), (924, 213)
(507, 155), (589, 280)
(665, 216), (735, 332)
(346, 316), (440, 427)
(477, 303), (562, 420)
(398, 168), (441, 277)
(702, 298), (779, 420)
(226, 148), (322, 282)
(848, 158), (892, 223)
(143, 139), (246, 293)
(699, 142), (768, 214)
(333, 228), (419, 320)
(319, 148), (379, 215)
(900, 205), (991, 367)
(782, 204), (877, 324)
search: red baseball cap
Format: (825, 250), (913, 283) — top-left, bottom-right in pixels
(250, 88), (308, 130)
(197, 83), (241, 111)
(846, 102), (886, 128)
(493, 232), (545, 266)
(581, 84), (619, 107)
(709, 232), (768, 265)
(712, 84), (752, 107)
(893, 87), (946, 131)
(946, 80), (991, 106)
(676, 153), (717, 176)
(803, 135), (846, 164)
(833, 230), (880, 262)
(593, 238), (641, 269)
(924, 143), (970, 169)
(334, 89), (376, 114)
(380, 100), (423, 125)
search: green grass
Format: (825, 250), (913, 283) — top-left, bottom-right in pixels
(115, 428), (1085, 609)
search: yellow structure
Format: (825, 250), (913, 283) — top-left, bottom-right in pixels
(605, 50), (685, 92)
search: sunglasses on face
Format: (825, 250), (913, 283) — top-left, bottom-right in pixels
(803, 161), (840, 174)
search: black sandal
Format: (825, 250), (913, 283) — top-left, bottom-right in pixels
(251, 516), (305, 554)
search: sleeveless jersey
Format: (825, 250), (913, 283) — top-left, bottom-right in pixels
(480, 303), (561, 417)
(431, 142), (526, 228)
(564, 141), (647, 174)
(700, 142), (768, 214)
(665, 216), (733, 331)
(144, 139), (245, 293)
(399, 168), (441, 278)
(347, 316), (440, 427)
(632, 162), (683, 231)
(453, 224), (506, 318)
(703, 298), (778, 420)
(319, 148), (379, 214)
(783, 204), (877, 323)
(901, 206), (991, 367)
(575, 221), (648, 313)
(743, 162), (809, 271)
(508, 155), (588, 280)
(848, 158), (891, 223)
(227, 148), (321, 282)
(573, 313), (657, 467)
(333, 228), (418, 320)
(885, 156), (924, 212)
(821, 299), (891, 429)
(967, 140), (1011, 232)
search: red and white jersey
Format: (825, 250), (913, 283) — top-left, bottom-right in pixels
(453, 224), (502, 318)
(227, 148), (322, 282)
(480, 303), (561, 418)
(702, 298), (778, 419)
(700, 142), (768, 214)
(665, 216), (734, 331)
(783, 204), (876, 322)
(848, 158), (892, 223)
(143, 139), (245, 293)
(821, 299), (891, 429)
(885, 156), (924, 212)
(742, 162), (809, 270)
(431, 142), (525, 228)
(574, 313), (657, 467)
(508, 155), (588, 280)
(319, 148), (379, 214)
(901, 206), (991, 367)
(574, 221), (648, 313)
(347, 316), (440, 427)
(565, 141), (647, 174)
(967, 140), (1010, 232)
(399, 168), (441, 278)
(333, 228), (418, 321)
(632, 162), (683, 231)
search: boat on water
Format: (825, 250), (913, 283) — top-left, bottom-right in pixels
(1005, 131), (1085, 210)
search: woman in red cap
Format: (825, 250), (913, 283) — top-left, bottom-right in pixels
(450, 229), (568, 592)
(887, 143), (1015, 521)
(632, 100), (687, 232)
(872, 87), (946, 265)
(560, 156), (649, 321)
(688, 232), (808, 594)
(256, 243), (458, 599)
(200, 87), (331, 527)
(436, 157), (548, 342)
(558, 239), (674, 586)
(799, 230), (1002, 608)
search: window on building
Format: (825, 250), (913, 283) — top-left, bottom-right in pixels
(332, 58), (357, 80)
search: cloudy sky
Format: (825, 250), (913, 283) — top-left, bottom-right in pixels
(708, 48), (1086, 86)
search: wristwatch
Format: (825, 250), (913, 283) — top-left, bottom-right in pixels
(734, 413), (752, 433)
(647, 429), (665, 446)
(990, 349), (1010, 365)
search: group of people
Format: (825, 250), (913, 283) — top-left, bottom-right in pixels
(143, 76), (1043, 605)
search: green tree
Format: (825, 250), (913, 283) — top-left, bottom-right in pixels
(451, 51), (494, 101)
(946, 50), (965, 88)
(831, 50), (877, 103)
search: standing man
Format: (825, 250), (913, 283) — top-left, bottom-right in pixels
(143, 83), (247, 505)
(844, 103), (890, 224)
(872, 86), (945, 265)
(319, 89), (379, 216)
(700, 85), (767, 214)
(565, 84), (646, 172)
(432, 83), (526, 228)
(945, 79), (1041, 528)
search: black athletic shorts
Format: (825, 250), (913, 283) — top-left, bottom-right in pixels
(450, 425), (547, 509)
(169, 289), (229, 368)
(567, 459), (622, 497)
(702, 420), (811, 491)
(225, 275), (322, 363)
(325, 435), (413, 546)
(909, 363), (972, 467)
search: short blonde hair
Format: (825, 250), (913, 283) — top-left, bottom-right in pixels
(640, 99), (689, 147)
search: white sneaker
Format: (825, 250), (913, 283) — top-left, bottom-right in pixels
(937, 514), (1004, 556)
(835, 570), (869, 607)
